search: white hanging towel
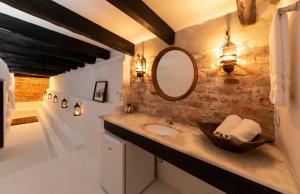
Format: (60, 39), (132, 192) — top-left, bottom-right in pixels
(288, 7), (300, 107)
(269, 12), (291, 107)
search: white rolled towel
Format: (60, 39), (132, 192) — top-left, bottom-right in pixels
(229, 119), (262, 143)
(214, 115), (242, 136)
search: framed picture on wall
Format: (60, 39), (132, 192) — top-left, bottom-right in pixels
(93, 81), (108, 103)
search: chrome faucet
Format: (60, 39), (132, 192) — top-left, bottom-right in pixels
(166, 116), (174, 125)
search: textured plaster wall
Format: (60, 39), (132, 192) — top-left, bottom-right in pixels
(14, 76), (49, 102)
(131, 3), (277, 137)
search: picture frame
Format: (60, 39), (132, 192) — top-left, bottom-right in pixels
(93, 81), (108, 103)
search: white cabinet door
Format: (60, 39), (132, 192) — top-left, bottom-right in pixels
(100, 133), (125, 194)
(126, 142), (155, 194)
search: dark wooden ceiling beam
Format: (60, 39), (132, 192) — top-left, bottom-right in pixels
(3, 58), (71, 72)
(236, 0), (256, 25)
(0, 12), (110, 59)
(6, 61), (65, 74)
(0, 52), (80, 69)
(0, 43), (85, 68)
(0, 29), (96, 64)
(0, 48), (82, 69)
(14, 73), (51, 78)
(1, 0), (135, 55)
(7, 65), (64, 75)
(13, 72), (52, 77)
(0, 43), (89, 67)
(8, 64), (67, 74)
(9, 69), (58, 77)
(107, 0), (175, 45)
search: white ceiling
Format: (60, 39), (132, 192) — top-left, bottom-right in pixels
(0, 0), (238, 51)
(144, 0), (237, 31)
(51, 0), (237, 43)
(51, 0), (155, 44)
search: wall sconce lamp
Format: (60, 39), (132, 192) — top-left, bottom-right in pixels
(53, 95), (58, 103)
(220, 30), (237, 74)
(73, 102), (82, 116)
(48, 93), (52, 99)
(61, 98), (68, 108)
(44, 91), (47, 96)
(135, 42), (146, 78)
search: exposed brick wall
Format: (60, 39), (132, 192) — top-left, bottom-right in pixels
(130, 10), (275, 136)
(15, 76), (49, 102)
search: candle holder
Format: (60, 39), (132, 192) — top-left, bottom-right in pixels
(61, 98), (68, 108)
(73, 103), (82, 116)
(53, 95), (58, 103)
(48, 93), (52, 99)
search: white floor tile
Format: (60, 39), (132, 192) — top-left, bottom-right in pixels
(143, 179), (181, 194)
(0, 122), (51, 178)
(0, 149), (105, 194)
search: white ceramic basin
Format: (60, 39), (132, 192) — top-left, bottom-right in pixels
(143, 124), (179, 137)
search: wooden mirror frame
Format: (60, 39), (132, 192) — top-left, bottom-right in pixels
(152, 47), (198, 101)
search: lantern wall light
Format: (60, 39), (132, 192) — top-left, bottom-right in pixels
(48, 93), (52, 99)
(135, 42), (146, 78)
(53, 95), (58, 103)
(220, 30), (237, 74)
(73, 102), (82, 116)
(61, 98), (68, 108)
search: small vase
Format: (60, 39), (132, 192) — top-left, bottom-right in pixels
(124, 104), (134, 113)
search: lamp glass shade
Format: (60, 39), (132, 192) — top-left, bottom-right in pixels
(220, 31), (237, 73)
(61, 98), (68, 108)
(53, 95), (58, 103)
(73, 103), (81, 116)
(48, 93), (52, 99)
(136, 54), (146, 77)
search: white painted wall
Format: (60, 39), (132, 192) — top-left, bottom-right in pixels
(41, 93), (116, 161)
(46, 54), (131, 161)
(0, 59), (10, 80)
(276, 0), (300, 184)
(0, 59), (14, 138)
(49, 54), (131, 103)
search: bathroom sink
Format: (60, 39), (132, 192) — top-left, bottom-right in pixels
(143, 124), (179, 137)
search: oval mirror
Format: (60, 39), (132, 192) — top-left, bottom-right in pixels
(152, 47), (198, 101)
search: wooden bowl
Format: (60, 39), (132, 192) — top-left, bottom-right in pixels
(198, 123), (274, 153)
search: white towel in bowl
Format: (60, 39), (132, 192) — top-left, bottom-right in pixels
(229, 119), (262, 143)
(214, 115), (242, 136)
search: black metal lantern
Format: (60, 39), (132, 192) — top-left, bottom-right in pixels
(44, 91), (47, 96)
(53, 95), (58, 103)
(73, 103), (81, 116)
(48, 93), (52, 99)
(61, 98), (68, 108)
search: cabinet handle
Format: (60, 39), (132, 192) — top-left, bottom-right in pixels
(107, 147), (112, 150)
